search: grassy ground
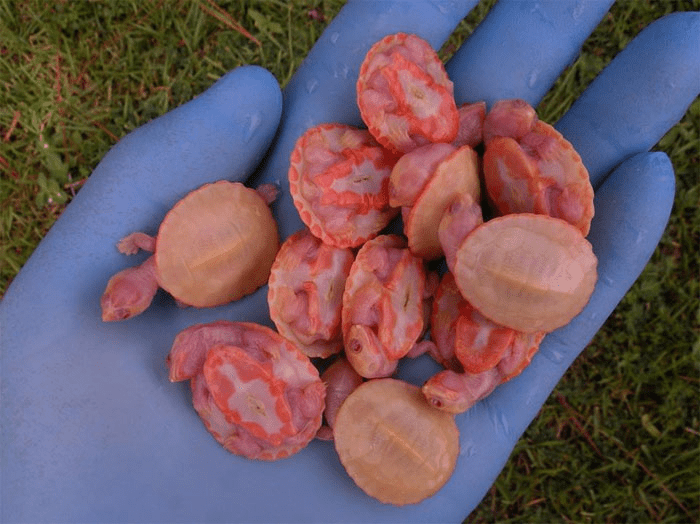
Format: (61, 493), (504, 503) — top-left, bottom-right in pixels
(1, 1), (698, 521)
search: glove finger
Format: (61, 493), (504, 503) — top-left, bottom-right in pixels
(253, 0), (479, 240)
(556, 11), (700, 186)
(441, 151), (676, 519)
(445, 0), (614, 107)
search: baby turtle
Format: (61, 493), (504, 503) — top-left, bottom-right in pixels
(333, 378), (459, 506)
(357, 33), (459, 154)
(422, 272), (545, 414)
(288, 123), (399, 248)
(101, 181), (279, 321)
(482, 99), (595, 236)
(422, 328), (542, 415)
(443, 273), (545, 376)
(168, 320), (325, 460)
(341, 235), (427, 378)
(267, 227), (355, 358)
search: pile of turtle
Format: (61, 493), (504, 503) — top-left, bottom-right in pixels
(101, 32), (597, 506)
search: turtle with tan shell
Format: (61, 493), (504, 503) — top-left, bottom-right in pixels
(101, 180), (279, 321)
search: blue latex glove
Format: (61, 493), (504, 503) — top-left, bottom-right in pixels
(2, 2), (698, 522)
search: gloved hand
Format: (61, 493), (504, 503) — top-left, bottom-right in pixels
(1, 1), (697, 522)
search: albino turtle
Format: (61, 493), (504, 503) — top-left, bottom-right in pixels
(482, 99), (595, 235)
(341, 235), (427, 378)
(167, 320), (325, 460)
(333, 378), (459, 506)
(267, 227), (355, 359)
(455, 301), (545, 378)
(101, 181), (279, 321)
(288, 123), (399, 248)
(357, 33), (459, 154)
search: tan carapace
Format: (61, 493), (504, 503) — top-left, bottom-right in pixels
(333, 378), (459, 506)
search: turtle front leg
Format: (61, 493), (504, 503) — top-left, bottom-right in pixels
(117, 232), (156, 254)
(100, 256), (158, 321)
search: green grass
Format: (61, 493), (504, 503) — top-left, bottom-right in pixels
(1, 1), (698, 522)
